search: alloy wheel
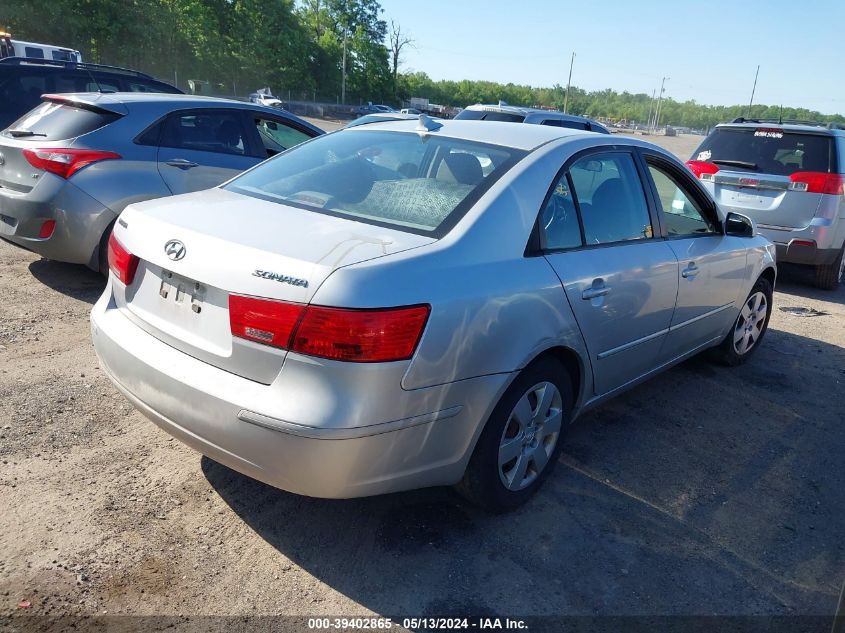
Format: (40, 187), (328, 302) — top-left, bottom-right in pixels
(733, 291), (768, 355)
(498, 381), (563, 491)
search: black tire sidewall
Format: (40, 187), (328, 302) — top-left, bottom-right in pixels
(720, 276), (773, 365)
(459, 358), (573, 512)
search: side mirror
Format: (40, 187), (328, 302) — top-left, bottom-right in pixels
(724, 211), (754, 237)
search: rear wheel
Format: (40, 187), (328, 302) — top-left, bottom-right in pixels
(457, 358), (572, 512)
(710, 276), (772, 366)
(97, 221), (117, 277)
(814, 246), (844, 291)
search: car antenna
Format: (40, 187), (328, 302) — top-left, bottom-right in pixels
(416, 114), (442, 134)
(778, 105), (783, 125)
(77, 61), (104, 93)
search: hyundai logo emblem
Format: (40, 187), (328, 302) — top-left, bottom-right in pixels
(164, 239), (186, 261)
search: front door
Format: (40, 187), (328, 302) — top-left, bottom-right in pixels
(642, 155), (748, 360)
(541, 150), (679, 396)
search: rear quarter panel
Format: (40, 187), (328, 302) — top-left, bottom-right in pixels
(310, 137), (595, 403)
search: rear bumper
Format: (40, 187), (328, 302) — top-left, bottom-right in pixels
(90, 285), (509, 498)
(0, 177), (114, 267)
(771, 240), (841, 266)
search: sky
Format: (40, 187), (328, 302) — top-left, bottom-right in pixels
(378, 0), (845, 115)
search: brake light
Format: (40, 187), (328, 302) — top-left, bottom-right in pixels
(228, 297), (430, 362)
(686, 160), (719, 181)
(107, 233), (139, 285)
(229, 295), (305, 349)
(38, 219), (56, 238)
(788, 172), (844, 195)
(23, 148), (121, 179)
(293, 304), (430, 362)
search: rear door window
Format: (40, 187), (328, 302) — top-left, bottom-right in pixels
(24, 46), (44, 59)
(569, 153), (653, 244)
(693, 128), (834, 175)
(160, 110), (250, 156)
(2, 101), (120, 140)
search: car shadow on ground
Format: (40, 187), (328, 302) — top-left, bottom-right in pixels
(775, 265), (845, 306)
(28, 258), (105, 304)
(202, 328), (845, 618)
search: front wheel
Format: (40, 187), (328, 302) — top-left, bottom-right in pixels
(710, 276), (773, 366)
(457, 358), (572, 512)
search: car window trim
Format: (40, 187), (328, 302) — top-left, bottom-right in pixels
(639, 149), (724, 237)
(531, 145), (661, 255)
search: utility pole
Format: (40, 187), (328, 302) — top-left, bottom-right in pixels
(653, 76), (669, 132)
(748, 65), (760, 115)
(563, 51), (575, 114)
(646, 88), (656, 130)
(341, 28), (347, 105)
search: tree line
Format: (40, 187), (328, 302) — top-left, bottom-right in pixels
(5, 0), (843, 128)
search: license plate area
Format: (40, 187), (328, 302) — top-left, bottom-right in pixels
(159, 269), (205, 314)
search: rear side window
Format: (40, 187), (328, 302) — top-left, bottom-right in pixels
(225, 129), (525, 236)
(160, 110), (249, 155)
(24, 47), (44, 59)
(2, 101), (120, 140)
(542, 119), (587, 130)
(454, 109), (525, 123)
(693, 128), (834, 176)
(569, 153), (652, 245)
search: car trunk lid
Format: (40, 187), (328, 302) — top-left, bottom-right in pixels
(111, 188), (435, 384)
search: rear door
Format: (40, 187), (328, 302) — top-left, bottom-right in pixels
(641, 152), (747, 360)
(157, 108), (259, 194)
(541, 149), (679, 396)
(690, 127), (835, 228)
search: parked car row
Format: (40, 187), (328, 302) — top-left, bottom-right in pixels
(7, 56), (843, 511)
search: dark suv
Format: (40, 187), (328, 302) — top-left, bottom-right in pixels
(0, 57), (181, 129)
(687, 118), (845, 289)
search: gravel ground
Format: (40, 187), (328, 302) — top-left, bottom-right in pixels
(1, 132), (844, 630)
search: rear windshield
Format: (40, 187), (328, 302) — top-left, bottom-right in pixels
(692, 127), (835, 175)
(454, 109), (525, 123)
(225, 129), (525, 237)
(2, 101), (120, 140)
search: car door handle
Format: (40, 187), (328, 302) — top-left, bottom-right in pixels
(681, 264), (700, 279)
(582, 285), (611, 300)
(165, 159), (199, 169)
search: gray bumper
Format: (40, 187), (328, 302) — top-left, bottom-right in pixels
(90, 287), (506, 498)
(0, 176), (115, 267)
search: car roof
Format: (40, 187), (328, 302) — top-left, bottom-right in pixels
(343, 118), (600, 150)
(463, 102), (594, 122)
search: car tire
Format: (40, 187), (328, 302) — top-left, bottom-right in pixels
(97, 221), (116, 277)
(456, 358), (573, 512)
(814, 246), (845, 291)
(710, 276), (773, 366)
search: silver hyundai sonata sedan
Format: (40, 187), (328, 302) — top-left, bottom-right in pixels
(91, 117), (777, 511)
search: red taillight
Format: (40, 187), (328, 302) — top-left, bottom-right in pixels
(23, 148), (121, 179)
(788, 172), (844, 195)
(38, 219), (56, 238)
(228, 297), (430, 363)
(292, 304), (430, 362)
(107, 232), (139, 285)
(229, 295), (305, 349)
(686, 160), (719, 180)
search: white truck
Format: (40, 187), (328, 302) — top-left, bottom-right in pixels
(0, 31), (82, 62)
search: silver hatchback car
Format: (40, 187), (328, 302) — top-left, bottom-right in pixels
(91, 119), (776, 511)
(0, 93), (322, 273)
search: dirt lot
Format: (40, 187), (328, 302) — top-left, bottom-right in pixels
(1, 133), (844, 629)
